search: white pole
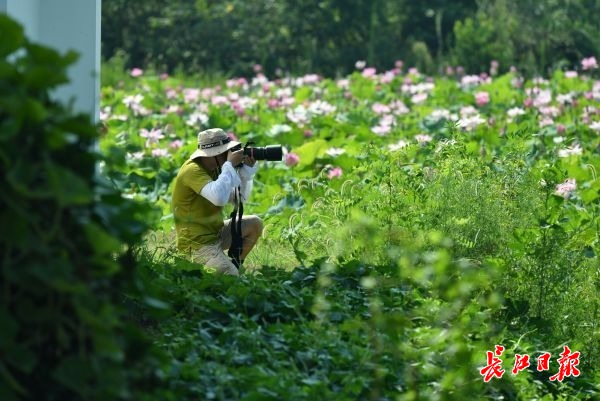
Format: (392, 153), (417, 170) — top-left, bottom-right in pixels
(5, 0), (101, 122)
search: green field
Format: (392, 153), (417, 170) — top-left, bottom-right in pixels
(98, 63), (600, 400)
(2, 9), (599, 400)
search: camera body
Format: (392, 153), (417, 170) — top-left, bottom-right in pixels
(231, 141), (283, 163)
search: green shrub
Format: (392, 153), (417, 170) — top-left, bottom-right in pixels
(450, 0), (600, 75)
(0, 15), (162, 401)
(101, 0), (478, 77)
(411, 41), (434, 74)
(451, 13), (515, 73)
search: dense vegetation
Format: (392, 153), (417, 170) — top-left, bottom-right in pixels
(101, 0), (600, 77)
(98, 44), (600, 398)
(2, 9), (599, 401)
(0, 15), (162, 401)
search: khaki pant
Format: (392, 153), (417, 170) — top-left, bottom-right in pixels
(191, 215), (261, 276)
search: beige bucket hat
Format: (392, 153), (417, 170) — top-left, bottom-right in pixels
(189, 128), (240, 159)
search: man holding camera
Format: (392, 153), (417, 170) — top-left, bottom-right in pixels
(171, 128), (263, 276)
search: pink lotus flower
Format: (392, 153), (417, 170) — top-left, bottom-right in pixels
(371, 113), (394, 135)
(211, 95), (228, 105)
(284, 152), (300, 167)
(140, 128), (164, 147)
(151, 148), (169, 157)
(581, 56), (598, 70)
(415, 134), (433, 144)
(170, 140), (183, 149)
(511, 77), (524, 88)
(394, 60), (404, 69)
(362, 67), (377, 78)
(165, 88), (178, 99)
(232, 104), (246, 116)
(184, 88), (200, 103)
(558, 143), (582, 157)
(390, 100), (409, 115)
(457, 115), (485, 131)
(372, 103), (391, 114)
(123, 94), (144, 108)
(280, 96), (294, 107)
(199, 88), (212, 99)
(186, 112), (209, 127)
(253, 64), (263, 73)
(226, 78), (248, 88)
(555, 178), (576, 199)
(301, 74), (321, 85)
(475, 91), (490, 106)
(380, 71), (396, 84)
(227, 132), (239, 141)
(411, 93), (428, 104)
(336, 79), (350, 89)
(127, 151), (144, 161)
(539, 117), (555, 127)
(327, 167), (343, 179)
(160, 73), (169, 80)
(388, 140), (409, 151)
(162, 105), (183, 115)
(99, 106), (111, 121)
(130, 68), (143, 77)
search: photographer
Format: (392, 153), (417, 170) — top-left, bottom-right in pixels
(172, 128), (263, 276)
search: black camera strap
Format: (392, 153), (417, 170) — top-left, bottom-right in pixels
(228, 186), (244, 268)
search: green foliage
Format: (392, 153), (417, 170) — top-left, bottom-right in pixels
(0, 15), (161, 401)
(451, 9), (516, 73)
(241, 141), (597, 399)
(2, 2), (598, 398)
(101, 0), (477, 76)
(411, 41), (434, 73)
(102, 0), (599, 76)
(132, 247), (501, 400)
(451, 0), (600, 75)
(98, 42), (600, 398)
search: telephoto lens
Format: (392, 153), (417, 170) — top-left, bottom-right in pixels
(245, 145), (283, 161)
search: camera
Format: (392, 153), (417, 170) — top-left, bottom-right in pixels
(231, 142), (283, 162)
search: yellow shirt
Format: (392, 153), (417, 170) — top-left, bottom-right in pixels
(171, 159), (224, 252)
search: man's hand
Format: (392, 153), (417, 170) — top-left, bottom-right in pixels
(243, 154), (257, 167)
(227, 149), (244, 166)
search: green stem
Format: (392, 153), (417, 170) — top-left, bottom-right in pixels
(537, 190), (550, 319)
(435, 9), (443, 65)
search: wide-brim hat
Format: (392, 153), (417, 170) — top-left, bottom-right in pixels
(189, 128), (240, 159)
